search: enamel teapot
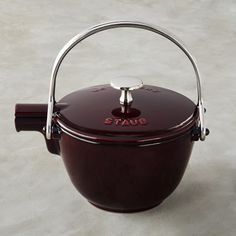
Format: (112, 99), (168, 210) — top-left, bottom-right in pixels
(15, 21), (209, 213)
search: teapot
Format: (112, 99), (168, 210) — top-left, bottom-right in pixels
(15, 21), (209, 213)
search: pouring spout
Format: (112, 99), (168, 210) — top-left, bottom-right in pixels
(15, 104), (60, 155)
(15, 104), (48, 132)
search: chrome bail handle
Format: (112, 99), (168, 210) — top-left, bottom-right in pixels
(46, 21), (207, 141)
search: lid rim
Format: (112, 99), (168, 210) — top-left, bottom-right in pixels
(56, 116), (198, 145)
(56, 112), (196, 136)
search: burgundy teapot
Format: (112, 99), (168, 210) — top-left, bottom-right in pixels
(15, 21), (209, 213)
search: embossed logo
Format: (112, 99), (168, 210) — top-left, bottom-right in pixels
(104, 117), (148, 126)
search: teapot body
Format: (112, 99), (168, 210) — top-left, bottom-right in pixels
(60, 131), (194, 212)
(15, 84), (200, 212)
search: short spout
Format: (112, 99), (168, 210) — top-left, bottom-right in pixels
(15, 104), (60, 155)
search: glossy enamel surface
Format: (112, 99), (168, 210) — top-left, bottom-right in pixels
(60, 131), (194, 212)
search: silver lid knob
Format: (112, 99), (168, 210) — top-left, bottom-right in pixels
(110, 77), (143, 105)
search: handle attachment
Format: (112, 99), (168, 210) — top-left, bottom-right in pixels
(46, 21), (207, 141)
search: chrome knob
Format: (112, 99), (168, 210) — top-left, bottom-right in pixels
(110, 77), (143, 105)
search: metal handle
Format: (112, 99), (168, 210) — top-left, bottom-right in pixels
(46, 21), (207, 141)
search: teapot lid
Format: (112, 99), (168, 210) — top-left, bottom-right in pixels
(54, 78), (198, 145)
